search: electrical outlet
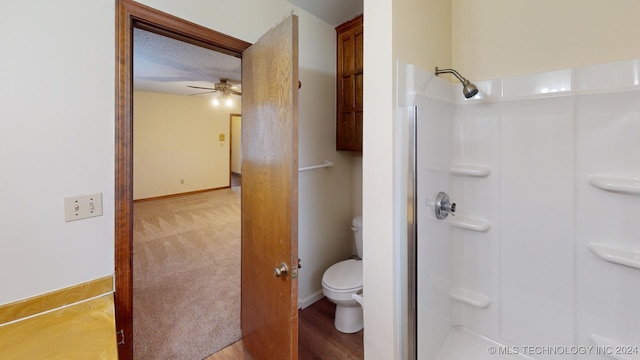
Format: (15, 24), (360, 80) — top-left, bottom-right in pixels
(64, 192), (103, 222)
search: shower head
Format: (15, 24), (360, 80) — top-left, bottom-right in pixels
(434, 67), (479, 99)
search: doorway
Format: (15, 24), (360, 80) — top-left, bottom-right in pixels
(115, 1), (250, 358)
(116, 2), (300, 360)
(230, 113), (242, 187)
(132, 29), (243, 358)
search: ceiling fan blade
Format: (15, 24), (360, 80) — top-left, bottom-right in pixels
(229, 89), (242, 96)
(188, 85), (216, 90)
(188, 91), (215, 96)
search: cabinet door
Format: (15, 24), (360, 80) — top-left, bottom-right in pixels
(336, 15), (363, 151)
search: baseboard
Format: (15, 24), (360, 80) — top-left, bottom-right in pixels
(0, 275), (113, 325)
(0, 293), (117, 359)
(133, 186), (228, 202)
(298, 290), (324, 309)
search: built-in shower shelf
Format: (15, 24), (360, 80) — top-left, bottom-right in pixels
(449, 164), (491, 177)
(450, 217), (492, 232)
(450, 288), (491, 308)
(588, 175), (640, 195)
(590, 334), (640, 360)
(588, 242), (640, 270)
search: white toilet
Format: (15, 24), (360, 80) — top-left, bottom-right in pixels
(321, 215), (363, 333)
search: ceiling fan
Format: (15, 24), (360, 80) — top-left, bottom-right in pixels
(188, 78), (241, 96)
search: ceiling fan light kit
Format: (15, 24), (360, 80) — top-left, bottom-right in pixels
(189, 78), (240, 107)
(188, 78), (241, 95)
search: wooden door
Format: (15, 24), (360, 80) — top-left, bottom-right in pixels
(241, 15), (299, 360)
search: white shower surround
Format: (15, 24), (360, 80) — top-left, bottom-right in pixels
(398, 58), (640, 360)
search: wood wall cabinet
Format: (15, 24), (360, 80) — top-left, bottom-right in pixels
(336, 15), (363, 151)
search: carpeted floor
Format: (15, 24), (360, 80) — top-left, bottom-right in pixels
(133, 187), (241, 360)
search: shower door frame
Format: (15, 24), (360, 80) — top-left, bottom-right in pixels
(406, 106), (418, 360)
(396, 103), (419, 360)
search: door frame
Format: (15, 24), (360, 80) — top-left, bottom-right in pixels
(114, 1), (250, 358)
(229, 113), (242, 182)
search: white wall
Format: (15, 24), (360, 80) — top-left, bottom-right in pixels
(134, 91), (239, 199)
(0, 1), (115, 305)
(362, 0), (396, 359)
(0, 0), (353, 318)
(393, 0), (452, 73)
(351, 155), (363, 217)
(452, 0), (640, 81)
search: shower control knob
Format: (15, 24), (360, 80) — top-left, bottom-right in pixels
(435, 192), (456, 220)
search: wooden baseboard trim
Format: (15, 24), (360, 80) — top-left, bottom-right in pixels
(133, 186), (230, 202)
(0, 275), (114, 325)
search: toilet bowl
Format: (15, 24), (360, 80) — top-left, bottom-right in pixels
(321, 216), (364, 333)
(322, 259), (363, 333)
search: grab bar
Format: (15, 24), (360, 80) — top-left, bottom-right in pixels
(298, 160), (334, 172)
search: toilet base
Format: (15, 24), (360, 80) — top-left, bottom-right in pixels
(334, 303), (363, 333)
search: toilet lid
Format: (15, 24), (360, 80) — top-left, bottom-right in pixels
(322, 259), (362, 291)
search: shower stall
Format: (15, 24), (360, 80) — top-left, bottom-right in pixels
(397, 59), (640, 360)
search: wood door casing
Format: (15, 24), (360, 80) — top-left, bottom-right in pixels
(241, 15), (299, 360)
(115, 1), (250, 358)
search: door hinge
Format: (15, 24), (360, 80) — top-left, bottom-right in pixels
(116, 329), (125, 345)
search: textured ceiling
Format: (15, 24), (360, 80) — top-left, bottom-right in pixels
(287, 0), (363, 26)
(133, 1), (363, 96)
(133, 28), (241, 97)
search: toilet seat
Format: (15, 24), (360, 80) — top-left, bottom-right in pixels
(322, 259), (362, 293)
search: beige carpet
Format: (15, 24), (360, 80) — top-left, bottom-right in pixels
(133, 188), (241, 360)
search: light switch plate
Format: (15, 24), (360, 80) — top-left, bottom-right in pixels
(64, 192), (103, 222)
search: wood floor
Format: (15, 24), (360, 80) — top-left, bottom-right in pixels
(299, 297), (364, 360)
(203, 340), (252, 360)
(205, 297), (363, 360)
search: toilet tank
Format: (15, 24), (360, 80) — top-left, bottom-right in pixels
(352, 216), (363, 258)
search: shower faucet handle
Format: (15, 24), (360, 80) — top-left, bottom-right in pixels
(435, 192), (456, 220)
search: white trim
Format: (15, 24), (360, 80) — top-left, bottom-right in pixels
(298, 290), (324, 309)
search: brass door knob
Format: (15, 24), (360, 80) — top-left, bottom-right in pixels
(273, 262), (289, 278)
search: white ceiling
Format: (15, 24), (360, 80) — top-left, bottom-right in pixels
(287, 0), (363, 26)
(133, 1), (362, 96)
(133, 28), (241, 97)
